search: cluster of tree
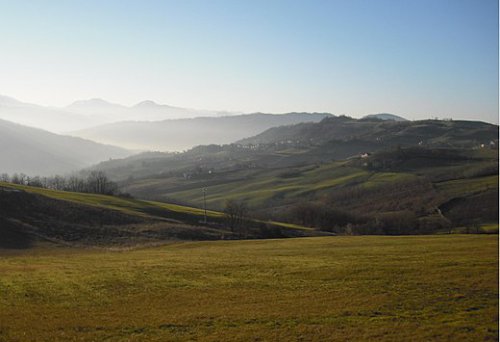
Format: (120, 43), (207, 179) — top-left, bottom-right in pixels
(0, 171), (119, 196)
(284, 201), (456, 235)
(289, 202), (362, 234)
(222, 199), (284, 239)
(353, 212), (453, 235)
(441, 190), (498, 230)
(326, 178), (439, 216)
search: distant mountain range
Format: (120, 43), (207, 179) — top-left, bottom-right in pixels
(70, 112), (333, 151)
(65, 98), (236, 123)
(0, 94), (418, 153)
(0, 118), (131, 176)
(0, 94), (414, 138)
(0, 95), (238, 133)
(0, 95), (97, 132)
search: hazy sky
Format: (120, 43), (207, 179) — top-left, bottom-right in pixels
(0, 0), (498, 123)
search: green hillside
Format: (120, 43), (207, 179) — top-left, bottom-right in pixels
(237, 116), (498, 147)
(101, 147), (497, 234)
(92, 118), (498, 181)
(79, 117), (499, 235)
(0, 182), (319, 249)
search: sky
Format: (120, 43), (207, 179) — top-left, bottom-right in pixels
(0, 0), (498, 123)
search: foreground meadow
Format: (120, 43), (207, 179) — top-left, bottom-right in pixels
(0, 235), (497, 341)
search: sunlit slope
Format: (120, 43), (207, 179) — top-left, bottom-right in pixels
(125, 161), (375, 208)
(1, 181), (224, 220)
(0, 182), (316, 248)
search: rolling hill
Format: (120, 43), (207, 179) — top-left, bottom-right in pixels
(113, 148), (497, 230)
(70, 112), (333, 151)
(88, 117), (498, 234)
(92, 117), (499, 182)
(0, 181), (322, 249)
(237, 116), (498, 147)
(0, 118), (131, 176)
(362, 113), (408, 121)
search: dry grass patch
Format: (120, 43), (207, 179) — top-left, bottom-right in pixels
(0, 235), (497, 341)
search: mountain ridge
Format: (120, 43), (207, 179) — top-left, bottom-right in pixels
(70, 112), (334, 151)
(0, 118), (131, 176)
(0, 94), (241, 132)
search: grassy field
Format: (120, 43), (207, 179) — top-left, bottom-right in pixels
(124, 163), (372, 209)
(0, 235), (497, 341)
(435, 175), (499, 198)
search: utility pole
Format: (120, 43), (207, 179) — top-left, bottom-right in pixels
(202, 187), (207, 224)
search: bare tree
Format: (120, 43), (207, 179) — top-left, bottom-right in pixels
(27, 176), (43, 188)
(18, 173), (28, 185)
(223, 199), (248, 237)
(0, 173), (9, 182)
(86, 171), (117, 195)
(0, 171), (119, 196)
(10, 173), (21, 184)
(51, 175), (66, 190)
(66, 176), (86, 193)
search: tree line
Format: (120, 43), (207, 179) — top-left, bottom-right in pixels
(284, 201), (456, 235)
(0, 171), (120, 196)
